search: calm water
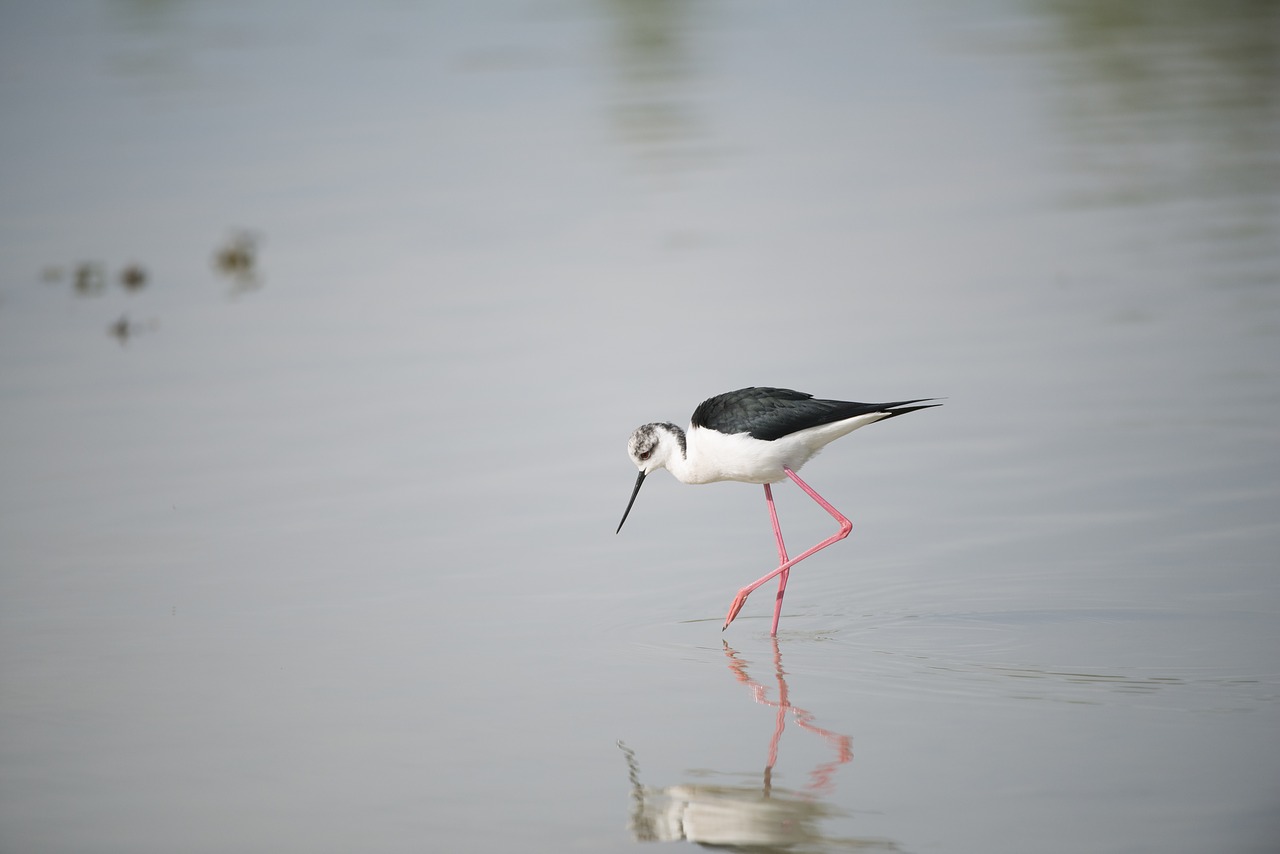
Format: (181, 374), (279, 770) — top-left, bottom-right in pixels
(2, 2), (1278, 852)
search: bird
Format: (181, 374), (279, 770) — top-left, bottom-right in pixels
(617, 387), (939, 634)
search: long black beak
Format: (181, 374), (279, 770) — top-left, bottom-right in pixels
(616, 470), (646, 534)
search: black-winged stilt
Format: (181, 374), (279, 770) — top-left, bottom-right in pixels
(616, 387), (939, 634)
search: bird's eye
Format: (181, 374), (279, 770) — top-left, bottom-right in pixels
(639, 448), (653, 461)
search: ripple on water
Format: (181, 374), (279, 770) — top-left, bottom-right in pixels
(624, 606), (1280, 715)
(788, 607), (1279, 713)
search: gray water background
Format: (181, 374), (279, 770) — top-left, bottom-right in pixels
(1, 2), (1278, 852)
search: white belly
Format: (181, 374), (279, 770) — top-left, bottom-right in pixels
(677, 414), (888, 485)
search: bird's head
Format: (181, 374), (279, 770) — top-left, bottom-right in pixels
(626, 422), (683, 474)
(617, 422), (685, 533)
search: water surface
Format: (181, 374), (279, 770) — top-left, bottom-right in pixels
(1, 2), (1278, 852)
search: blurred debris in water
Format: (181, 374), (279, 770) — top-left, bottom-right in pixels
(73, 262), (107, 297)
(213, 231), (262, 294)
(42, 260), (148, 295)
(118, 263), (148, 291)
(107, 314), (157, 345)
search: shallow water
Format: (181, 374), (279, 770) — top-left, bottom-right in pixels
(2, 2), (1278, 852)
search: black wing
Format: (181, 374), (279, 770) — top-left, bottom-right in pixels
(691, 387), (938, 441)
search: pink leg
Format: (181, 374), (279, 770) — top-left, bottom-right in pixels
(723, 467), (853, 631)
(763, 483), (790, 636)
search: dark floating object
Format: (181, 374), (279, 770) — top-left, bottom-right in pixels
(107, 314), (157, 345)
(73, 262), (107, 296)
(109, 314), (132, 343)
(213, 231), (262, 292)
(119, 264), (148, 291)
(215, 239), (254, 273)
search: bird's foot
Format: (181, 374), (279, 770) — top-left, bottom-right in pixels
(722, 590), (750, 631)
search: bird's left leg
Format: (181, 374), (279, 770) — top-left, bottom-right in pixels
(723, 467), (853, 632)
(763, 483), (790, 636)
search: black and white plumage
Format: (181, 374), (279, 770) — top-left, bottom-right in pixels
(617, 386), (939, 633)
(620, 387), (937, 506)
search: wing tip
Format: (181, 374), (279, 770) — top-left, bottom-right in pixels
(879, 398), (944, 418)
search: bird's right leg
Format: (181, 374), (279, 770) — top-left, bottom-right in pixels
(723, 467), (853, 632)
(763, 483), (791, 636)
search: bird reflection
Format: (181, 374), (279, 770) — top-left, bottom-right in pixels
(723, 639), (853, 797)
(619, 639), (895, 851)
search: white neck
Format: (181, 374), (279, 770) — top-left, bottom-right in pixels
(653, 423), (698, 483)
